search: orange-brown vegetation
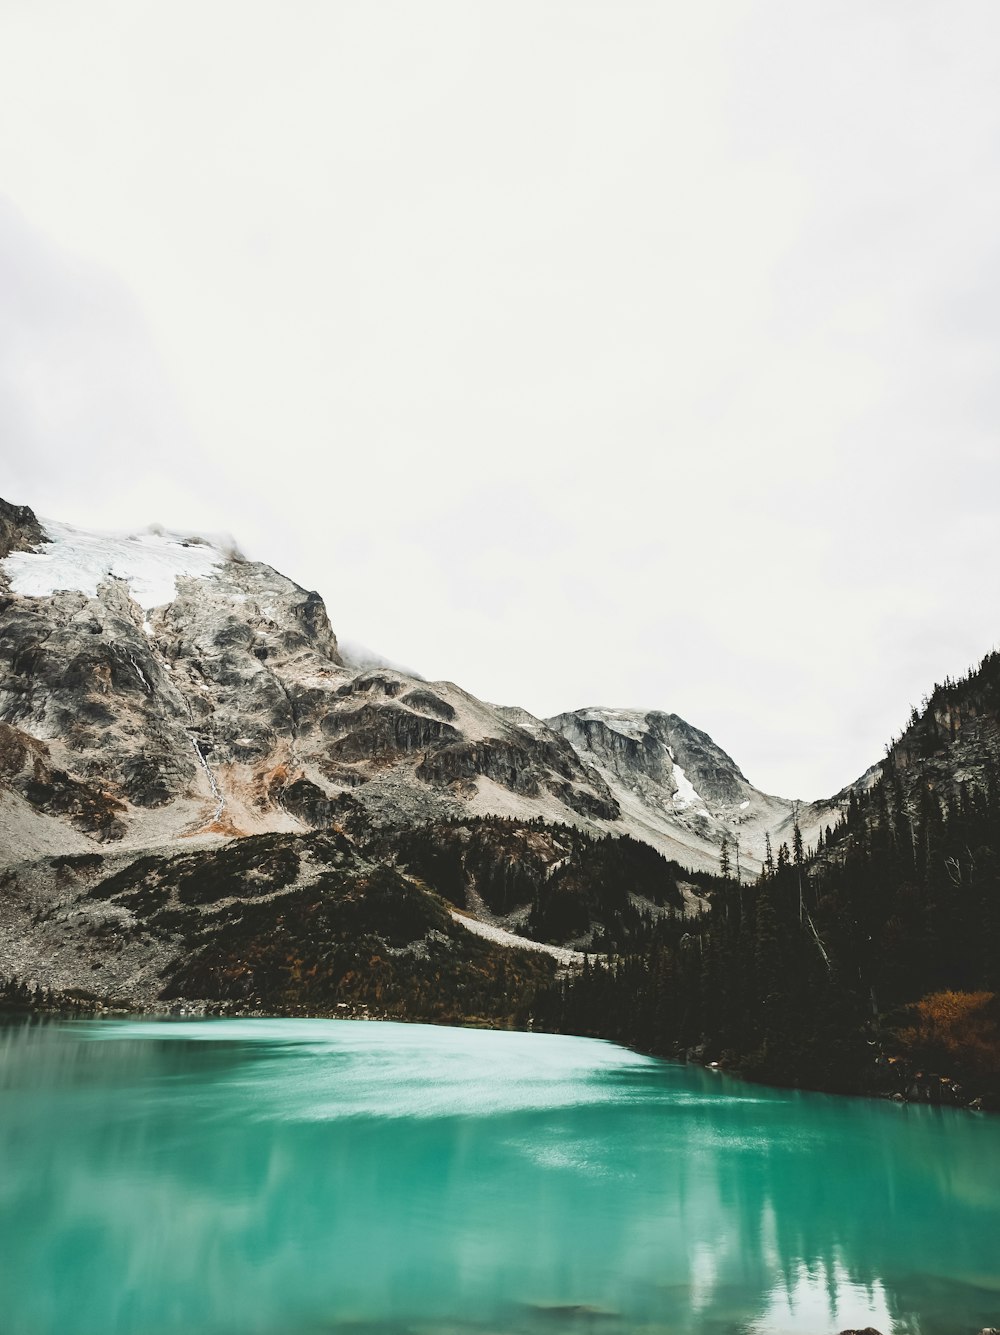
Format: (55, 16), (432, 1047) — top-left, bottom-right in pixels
(897, 990), (1000, 1078)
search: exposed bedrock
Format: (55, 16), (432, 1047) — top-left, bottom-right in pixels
(417, 737), (543, 796)
(0, 499), (47, 563)
(414, 734), (618, 819)
(321, 703), (460, 761)
(0, 497), (857, 881)
(0, 721), (127, 840)
(549, 709), (747, 805)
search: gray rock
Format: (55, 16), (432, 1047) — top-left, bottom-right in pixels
(0, 498), (47, 563)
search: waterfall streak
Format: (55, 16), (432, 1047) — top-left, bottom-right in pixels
(127, 652), (152, 693)
(189, 735), (225, 824)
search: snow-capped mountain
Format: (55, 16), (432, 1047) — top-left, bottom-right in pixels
(0, 497), (840, 880)
(0, 501), (627, 863)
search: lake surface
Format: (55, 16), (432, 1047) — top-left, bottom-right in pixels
(1, 1019), (998, 1335)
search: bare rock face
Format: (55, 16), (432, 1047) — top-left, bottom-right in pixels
(0, 495), (871, 911)
(0, 498), (47, 564)
(0, 721), (126, 841)
(6, 496), (928, 1004)
(546, 707), (827, 870)
(0, 503), (626, 865)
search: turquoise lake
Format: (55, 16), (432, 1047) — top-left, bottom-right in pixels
(1, 1018), (998, 1335)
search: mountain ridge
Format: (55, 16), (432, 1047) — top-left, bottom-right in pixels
(0, 499), (842, 875)
(3, 495), (999, 1074)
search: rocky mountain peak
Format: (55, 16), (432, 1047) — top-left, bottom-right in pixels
(546, 705), (819, 870)
(0, 498), (850, 880)
(0, 502), (624, 860)
(549, 708), (750, 804)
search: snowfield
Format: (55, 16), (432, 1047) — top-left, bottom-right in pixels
(2, 520), (226, 610)
(671, 761), (703, 810)
(449, 909), (590, 967)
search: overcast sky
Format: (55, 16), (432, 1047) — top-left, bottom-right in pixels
(1, 2), (999, 800)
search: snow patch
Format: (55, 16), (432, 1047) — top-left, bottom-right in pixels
(671, 762), (703, 810)
(449, 909), (590, 967)
(2, 520), (225, 611)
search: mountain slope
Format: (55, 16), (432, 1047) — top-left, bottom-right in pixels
(0, 499), (839, 879)
(549, 648), (1000, 1103)
(0, 496), (870, 1013)
(885, 651), (1000, 800)
(0, 504), (625, 865)
(545, 707), (828, 872)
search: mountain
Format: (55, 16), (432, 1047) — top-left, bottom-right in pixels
(884, 655), (1000, 803)
(0, 502), (622, 857)
(0, 498), (836, 874)
(0, 497), (856, 1012)
(4, 494), (999, 1103)
(551, 648), (1000, 1103)
(544, 706), (819, 874)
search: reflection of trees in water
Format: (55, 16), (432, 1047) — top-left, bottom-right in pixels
(2, 1025), (999, 1334)
(669, 1072), (1000, 1333)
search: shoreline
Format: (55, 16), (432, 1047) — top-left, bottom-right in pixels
(3, 993), (996, 1115)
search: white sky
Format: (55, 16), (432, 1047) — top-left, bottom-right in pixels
(1, 1), (999, 800)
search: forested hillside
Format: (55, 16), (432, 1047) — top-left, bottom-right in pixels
(4, 490), (999, 1105)
(541, 652), (1000, 1104)
(371, 814), (687, 948)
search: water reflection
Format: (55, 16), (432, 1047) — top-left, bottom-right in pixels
(0, 1018), (998, 1335)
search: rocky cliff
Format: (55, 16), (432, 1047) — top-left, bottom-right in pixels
(1, 500), (841, 881)
(0, 506), (625, 867)
(0, 498), (861, 1007)
(885, 653), (1000, 800)
(544, 707), (832, 874)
